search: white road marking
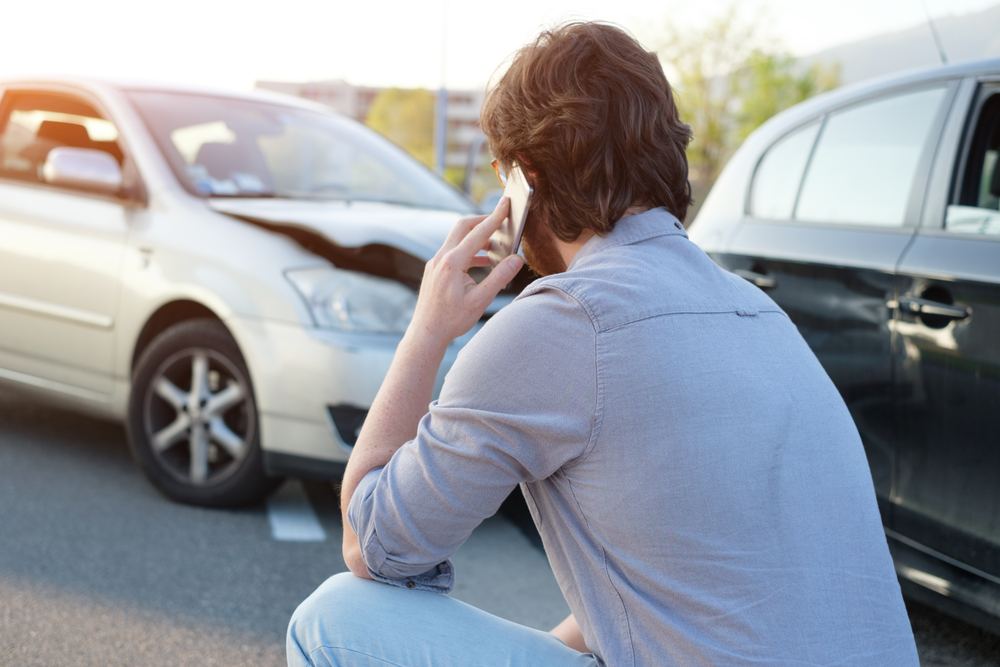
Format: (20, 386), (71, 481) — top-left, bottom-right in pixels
(266, 480), (327, 542)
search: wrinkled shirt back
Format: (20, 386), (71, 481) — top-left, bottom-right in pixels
(349, 207), (918, 666)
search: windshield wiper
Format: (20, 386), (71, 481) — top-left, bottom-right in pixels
(207, 192), (279, 199)
(207, 191), (471, 214)
(278, 192), (469, 212)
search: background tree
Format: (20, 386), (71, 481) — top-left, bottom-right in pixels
(653, 6), (839, 221)
(736, 51), (840, 141)
(365, 88), (436, 169)
(656, 6), (757, 190)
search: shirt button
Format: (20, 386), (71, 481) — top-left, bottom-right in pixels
(674, 222), (682, 230)
(406, 581), (416, 589)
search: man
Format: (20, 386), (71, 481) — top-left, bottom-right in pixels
(288, 22), (919, 666)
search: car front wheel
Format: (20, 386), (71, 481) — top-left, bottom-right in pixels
(127, 318), (280, 507)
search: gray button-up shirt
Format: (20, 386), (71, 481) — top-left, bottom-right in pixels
(349, 207), (918, 666)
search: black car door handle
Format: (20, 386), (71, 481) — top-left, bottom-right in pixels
(734, 269), (776, 289)
(897, 297), (971, 321)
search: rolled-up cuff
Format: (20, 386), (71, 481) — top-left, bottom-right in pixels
(366, 559), (455, 593)
(347, 467), (456, 593)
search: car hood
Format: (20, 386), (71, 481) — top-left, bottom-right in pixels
(208, 198), (465, 261)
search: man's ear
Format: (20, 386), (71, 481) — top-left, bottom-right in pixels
(514, 156), (539, 189)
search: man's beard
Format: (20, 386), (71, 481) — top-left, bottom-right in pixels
(520, 209), (567, 276)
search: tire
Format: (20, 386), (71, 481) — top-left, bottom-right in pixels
(126, 318), (281, 507)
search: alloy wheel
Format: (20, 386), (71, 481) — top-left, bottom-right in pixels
(143, 348), (255, 486)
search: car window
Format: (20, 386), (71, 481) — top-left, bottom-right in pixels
(748, 120), (820, 219)
(0, 92), (123, 188)
(126, 91), (473, 213)
(946, 91), (1000, 235)
(795, 86), (947, 227)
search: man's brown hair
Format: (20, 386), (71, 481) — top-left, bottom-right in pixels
(481, 22), (693, 242)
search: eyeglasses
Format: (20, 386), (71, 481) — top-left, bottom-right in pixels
(491, 160), (507, 188)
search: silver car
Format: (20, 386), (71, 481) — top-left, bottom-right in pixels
(0, 78), (516, 506)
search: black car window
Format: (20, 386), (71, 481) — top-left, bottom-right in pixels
(795, 86), (947, 227)
(946, 90), (1000, 235)
(0, 92), (123, 188)
(748, 120), (820, 220)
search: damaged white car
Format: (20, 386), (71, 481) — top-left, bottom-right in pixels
(0, 79), (525, 506)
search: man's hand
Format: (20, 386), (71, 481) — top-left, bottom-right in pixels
(340, 198), (523, 578)
(551, 614), (590, 653)
(409, 197), (525, 349)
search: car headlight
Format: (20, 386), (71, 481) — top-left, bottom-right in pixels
(285, 267), (417, 333)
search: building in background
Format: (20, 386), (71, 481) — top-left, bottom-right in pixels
(255, 80), (381, 122)
(255, 79), (484, 172)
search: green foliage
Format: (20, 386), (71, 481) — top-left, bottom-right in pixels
(656, 6), (757, 185)
(737, 52), (840, 141)
(443, 166), (466, 189)
(365, 88), (436, 169)
(653, 6), (840, 219)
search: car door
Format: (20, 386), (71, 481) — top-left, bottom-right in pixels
(0, 88), (133, 399)
(892, 78), (1000, 582)
(713, 83), (956, 524)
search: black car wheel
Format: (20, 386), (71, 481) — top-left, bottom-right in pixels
(127, 318), (280, 507)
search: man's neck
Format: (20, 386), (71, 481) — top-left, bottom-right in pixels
(555, 229), (595, 269)
(553, 205), (651, 269)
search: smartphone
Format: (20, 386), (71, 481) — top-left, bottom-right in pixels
(487, 164), (533, 269)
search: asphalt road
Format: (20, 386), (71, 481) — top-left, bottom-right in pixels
(1, 385), (998, 666)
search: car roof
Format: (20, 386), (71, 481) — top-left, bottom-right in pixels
(0, 75), (333, 114)
(816, 57), (1000, 106)
(739, 57), (1000, 154)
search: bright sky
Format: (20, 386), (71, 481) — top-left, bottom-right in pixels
(0, 0), (990, 93)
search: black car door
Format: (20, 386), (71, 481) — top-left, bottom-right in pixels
(892, 78), (1000, 587)
(715, 83), (955, 524)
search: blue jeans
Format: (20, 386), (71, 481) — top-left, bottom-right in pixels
(287, 573), (599, 667)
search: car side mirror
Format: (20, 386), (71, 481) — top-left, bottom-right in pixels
(42, 147), (123, 196)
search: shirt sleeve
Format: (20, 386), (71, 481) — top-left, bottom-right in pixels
(347, 285), (598, 591)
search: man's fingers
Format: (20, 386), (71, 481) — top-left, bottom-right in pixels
(470, 254), (492, 267)
(476, 254), (524, 298)
(442, 214), (488, 253)
(455, 197), (509, 258)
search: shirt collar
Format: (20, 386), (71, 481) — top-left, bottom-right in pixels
(567, 207), (688, 271)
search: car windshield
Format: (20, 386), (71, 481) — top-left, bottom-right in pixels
(126, 90), (473, 213)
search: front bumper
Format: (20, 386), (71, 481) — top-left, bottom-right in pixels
(228, 316), (480, 471)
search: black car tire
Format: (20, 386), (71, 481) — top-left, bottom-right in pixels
(126, 318), (281, 507)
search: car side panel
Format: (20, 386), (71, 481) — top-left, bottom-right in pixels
(886, 76), (1000, 622)
(893, 234), (1000, 579)
(113, 202), (321, 385)
(690, 69), (1000, 632)
(715, 223), (913, 523)
(234, 317), (477, 462)
(0, 181), (127, 396)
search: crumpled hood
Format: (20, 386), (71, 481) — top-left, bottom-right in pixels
(209, 198), (467, 261)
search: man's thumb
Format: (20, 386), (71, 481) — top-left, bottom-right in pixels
(483, 255), (524, 292)
(499, 255), (524, 282)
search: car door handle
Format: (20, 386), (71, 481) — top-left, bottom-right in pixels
(897, 297), (970, 321)
(734, 269), (776, 289)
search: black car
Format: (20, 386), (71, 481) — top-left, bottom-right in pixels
(689, 58), (1000, 633)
